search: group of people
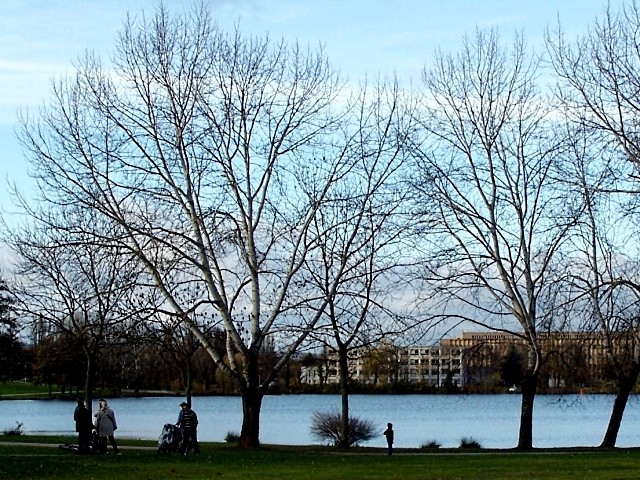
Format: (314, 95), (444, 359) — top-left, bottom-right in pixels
(75, 397), (393, 456)
(73, 397), (200, 456)
(73, 397), (121, 455)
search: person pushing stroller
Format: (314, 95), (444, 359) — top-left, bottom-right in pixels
(176, 401), (200, 456)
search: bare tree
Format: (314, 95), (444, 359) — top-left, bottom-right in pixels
(411, 29), (584, 449)
(558, 124), (640, 447)
(546, 0), (640, 447)
(16, 4), (353, 448)
(146, 308), (222, 403)
(546, 0), (640, 176)
(303, 78), (416, 448)
(3, 211), (147, 407)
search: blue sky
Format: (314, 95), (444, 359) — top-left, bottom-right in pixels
(0, 0), (621, 232)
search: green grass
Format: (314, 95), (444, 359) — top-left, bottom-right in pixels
(0, 381), (64, 398)
(0, 380), (180, 399)
(2, 436), (640, 479)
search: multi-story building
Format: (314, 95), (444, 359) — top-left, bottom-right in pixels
(323, 343), (398, 386)
(300, 330), (633, 388)
(442, 331), (520, 387)
(397, 345), (462, 387)
(308, 343), (463, 387)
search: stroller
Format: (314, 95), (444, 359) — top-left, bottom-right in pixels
(157, 423), (183, 455)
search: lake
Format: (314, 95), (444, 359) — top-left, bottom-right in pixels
(1, 393), (639, 449)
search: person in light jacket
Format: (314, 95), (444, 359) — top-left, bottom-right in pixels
(94, 398), (120, 455)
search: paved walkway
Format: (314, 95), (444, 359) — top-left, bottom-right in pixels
(0, 441), (157, 451)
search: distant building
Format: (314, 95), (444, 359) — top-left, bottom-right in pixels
(397, 345), (462, 387)
(299, 331), (631, 389)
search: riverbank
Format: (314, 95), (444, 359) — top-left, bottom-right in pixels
(0, 381), (184, 401)
(2, 436), (640, 480)
(2, 380), (627, 400)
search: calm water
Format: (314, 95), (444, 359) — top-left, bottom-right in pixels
(1, 394), (639, 448)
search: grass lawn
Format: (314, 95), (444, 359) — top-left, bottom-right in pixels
(0, 380), (177, 399)
(0, 381), (64, 398)
(2, 436), (640, 479)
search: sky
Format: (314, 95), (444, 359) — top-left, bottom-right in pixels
(0, 0), (623, 261)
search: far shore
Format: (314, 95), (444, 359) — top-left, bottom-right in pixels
(0, 388), (623, 402)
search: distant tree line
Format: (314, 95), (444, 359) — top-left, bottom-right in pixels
(0, 289), (632, 399)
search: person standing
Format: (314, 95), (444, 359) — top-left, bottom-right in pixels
(94, 398), (120, 455)
(383, 422), (394, 456)
(73, 397), (93, 454)
(176, 401), (200, 456)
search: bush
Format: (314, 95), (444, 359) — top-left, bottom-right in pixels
(310, 410), (376, 447)
(2, 421), (24, 436)
(225, 431), (240, 443)
(459, 436), (481, 449)
(420, 439), (441, 449)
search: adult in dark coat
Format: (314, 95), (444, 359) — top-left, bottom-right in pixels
(383, 422), (394, 456)
(176, 402), (200, 456)
(73, 397), (93, 454)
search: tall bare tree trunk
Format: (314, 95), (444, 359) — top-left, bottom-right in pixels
(338, 345), (350, 449)
(238, 398), (262, 448)
(600, 364), (640, 448)
(185, 363), (193, 405)
(238, 388), (263, 449)
(84, 351), (95, 409)
(236, 350), (263, 449)
(517, 369), (538, 450)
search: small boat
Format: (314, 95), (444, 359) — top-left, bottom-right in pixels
(508, 385), (518, 393)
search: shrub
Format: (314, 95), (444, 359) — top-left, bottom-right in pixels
(2, 421), (24, 436)
(459, 436), (481, 449)
(420, 439), (441, 449)
(224, 431), (240, 443)
(310, 410), (376, 447)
